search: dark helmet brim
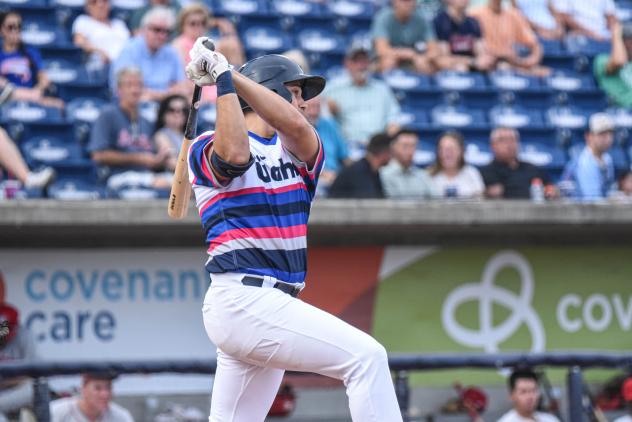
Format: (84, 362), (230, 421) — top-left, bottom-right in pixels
(285, 74), (326, 101)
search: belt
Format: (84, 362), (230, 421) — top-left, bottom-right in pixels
(241, 276), (302, 298)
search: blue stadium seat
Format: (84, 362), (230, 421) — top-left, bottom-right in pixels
(382, 69), (432, 92)
(327, 0), (374, 34)
(198, 103), (217, 130)
(413, 139), (436, 168)
(139, 101), (158, 124)
(431, 105), (487, 129)
(216, 0), (280, 33)
(297, 29), (346, 69)
(21, 135), (88, 168)
(489, 105), (544, 129)
(48, 179), (104, 200)
(398, 108), (427, 131)
(546, 71), (596, 92)
(243, 26), (293, 56)
(489, 70), (542, 92)
(435, 71), (487, 91)
(111, 0), (145, 11)
(272, 0), (330, 31)
(56, 82), (110, 102)
(66, 97), (108, 148)
(464, 139), (493, 167)
(519, 141), (567, 169)
(0, 0), (47, 7)
(564, 35), (611, 57)
(546, 105), (590, 130)
(43, 59), (86, 85)
(540, 38), (564, 56)
(38, 44), (84, 63)
(608, 108), (632, 133)
(1, 101), (63, 124)
(21, 21), (65, 47)
(541, 53), (577, 73)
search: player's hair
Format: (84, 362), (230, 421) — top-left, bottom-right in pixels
(428, 130), (465, 176)
(176, 3), (210, 34)
(116, 66), (142, 87)
(366, 132), (392, 155)
(508, 368), (539, 391)
(141, 6), (176, 30)
(491, 127), (520, 143)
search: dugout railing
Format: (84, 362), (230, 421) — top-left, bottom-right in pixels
(0, 352), (631, 422)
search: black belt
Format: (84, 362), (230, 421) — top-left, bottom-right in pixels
(241, 276), (301, 298)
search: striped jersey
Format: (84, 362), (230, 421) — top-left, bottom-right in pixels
(188, 130), (324, 284)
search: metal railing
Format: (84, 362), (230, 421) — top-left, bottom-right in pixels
(1, 352), (630, 422)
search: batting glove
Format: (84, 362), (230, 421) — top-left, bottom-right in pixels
(187, 36), (231, 85)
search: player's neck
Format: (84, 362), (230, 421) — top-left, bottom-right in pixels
(245, 113), (275, 139)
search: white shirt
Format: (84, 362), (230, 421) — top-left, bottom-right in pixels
(497, 409), (561, 422)
(72, 15), (130, 61)
(431, 165), (484, 199)
(515, 0), (557, 30)
(613, 415), (632, 422)
(50, 397), (134, 422)
(555, 0), (616, 39)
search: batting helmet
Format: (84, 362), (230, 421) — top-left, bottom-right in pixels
(237, 54), (325, 109)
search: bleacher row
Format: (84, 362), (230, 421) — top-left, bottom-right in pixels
(3, 0), (632, 199)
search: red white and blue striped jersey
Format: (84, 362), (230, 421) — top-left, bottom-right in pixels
(188, 130), (324, 284)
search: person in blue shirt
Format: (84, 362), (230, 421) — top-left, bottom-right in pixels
(562, 113), (616, 200)
(110, 6), (188, 102)
(304, 96), (350, 193)
(0, 11), (63, 108)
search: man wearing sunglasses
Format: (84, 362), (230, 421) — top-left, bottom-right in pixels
(111, 6), (188, 102)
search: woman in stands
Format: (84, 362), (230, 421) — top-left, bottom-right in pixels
(72, 0), (130, 69)
(0, 11), (63, 108)
(153, 94), (188, 172)
(427, 131), (485, 199)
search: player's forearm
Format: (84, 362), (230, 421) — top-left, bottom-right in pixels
(213, 91), (250, 164)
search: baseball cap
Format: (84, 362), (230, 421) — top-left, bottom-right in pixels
(345, 38), (371, 60)
(589, 113), (615, 134)
(622, 377), (632, 401)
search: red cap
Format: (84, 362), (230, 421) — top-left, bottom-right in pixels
(623, 377), (632, 401)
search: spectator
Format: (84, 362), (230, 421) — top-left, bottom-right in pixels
(0, 272), (38, 421)
(72, 0), (130, 70)
(111, 7), (187, 102)
(482, 127), (554, 199)
(613, 171), (632, 200)
(556, 0), (616, 41)
(304, 96), (350, 193)
(428, 131), (484, 199)
(372, 0), (440, 73)
(329, 132), (392, 199)
(433, 0), (495, 72)
(613, 377), (632, 422)
(153, 94), (187, 172)
(381, 129), (435, 199)
(497, 369), (560, 422)
(88, 67), (171, 191)
(561, 113), (615, 201)
(511, 0), (564, 40)
(129, 0), (180, 35)
(469, 0), (550, 76)
(324, 41), (401, 155)
(50, 372), (133, 422)
(172, 3), (244, 68)
(0, 11), (63, 108)
(594, 21), (632, 108)
(0, 127), (55, 190)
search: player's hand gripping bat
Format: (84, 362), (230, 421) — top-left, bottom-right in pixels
(167, 39), (215, 219)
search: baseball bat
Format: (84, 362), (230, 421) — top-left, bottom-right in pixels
(167, 40), (214, 219)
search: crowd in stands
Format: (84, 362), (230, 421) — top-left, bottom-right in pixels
(0, 0), (631, 202)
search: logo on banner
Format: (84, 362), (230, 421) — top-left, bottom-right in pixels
(441, 251), (545, 352)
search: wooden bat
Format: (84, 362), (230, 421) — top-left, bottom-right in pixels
(167, 39), (215, 219)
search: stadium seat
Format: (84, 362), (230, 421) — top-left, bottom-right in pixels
(489, 70), (542, 92)
(216, 0), (279, 33)
(38, 44), (84, 63)
(326, 0), (374, 34)
(56, 82), (110, 102)
(489, 105), (544, 129)
(272, 0), (330, 31)
(243, 26), (293, 56)
(546, 71), (596, 92)
(43, 59), (85, 85)
(519, 141), (567, 169)
(1, 101), (63, 124)
(398, 108), (427, 131)
(0, 0), (47, 7)
(66, 97), (107, 124)
(413, 139), (436, 168)
(546, 105), (589, 130)
(296, 28), (346, 55)
(21, 135), (82, 165)
(139, 101), (158, 123)
(435, 71), (487, 91)
(198, 103), (217, 129)
(464, 140), (493, 167)
(564, 35), (611, 56)
(21, 21), (64, 47)
(382, 69), (432, 92)
(48, 179), (104, 200)
(431, 105), (487, 129)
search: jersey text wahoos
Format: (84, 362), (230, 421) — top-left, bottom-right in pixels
(188, 131), (324, 284)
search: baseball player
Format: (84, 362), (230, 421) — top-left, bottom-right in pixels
(185, 37), (403, 422)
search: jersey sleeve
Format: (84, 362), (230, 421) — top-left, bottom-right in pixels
(283, 129), (325, 199)
(188, 131), (223, 188)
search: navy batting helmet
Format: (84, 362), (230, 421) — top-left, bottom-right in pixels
(237, 54), (326, 110)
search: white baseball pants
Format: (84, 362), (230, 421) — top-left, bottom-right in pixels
(202, 272), (403, 422)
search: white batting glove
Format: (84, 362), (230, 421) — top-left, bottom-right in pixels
(185, 60), (214, 87)
(188, 37), (231, 84)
